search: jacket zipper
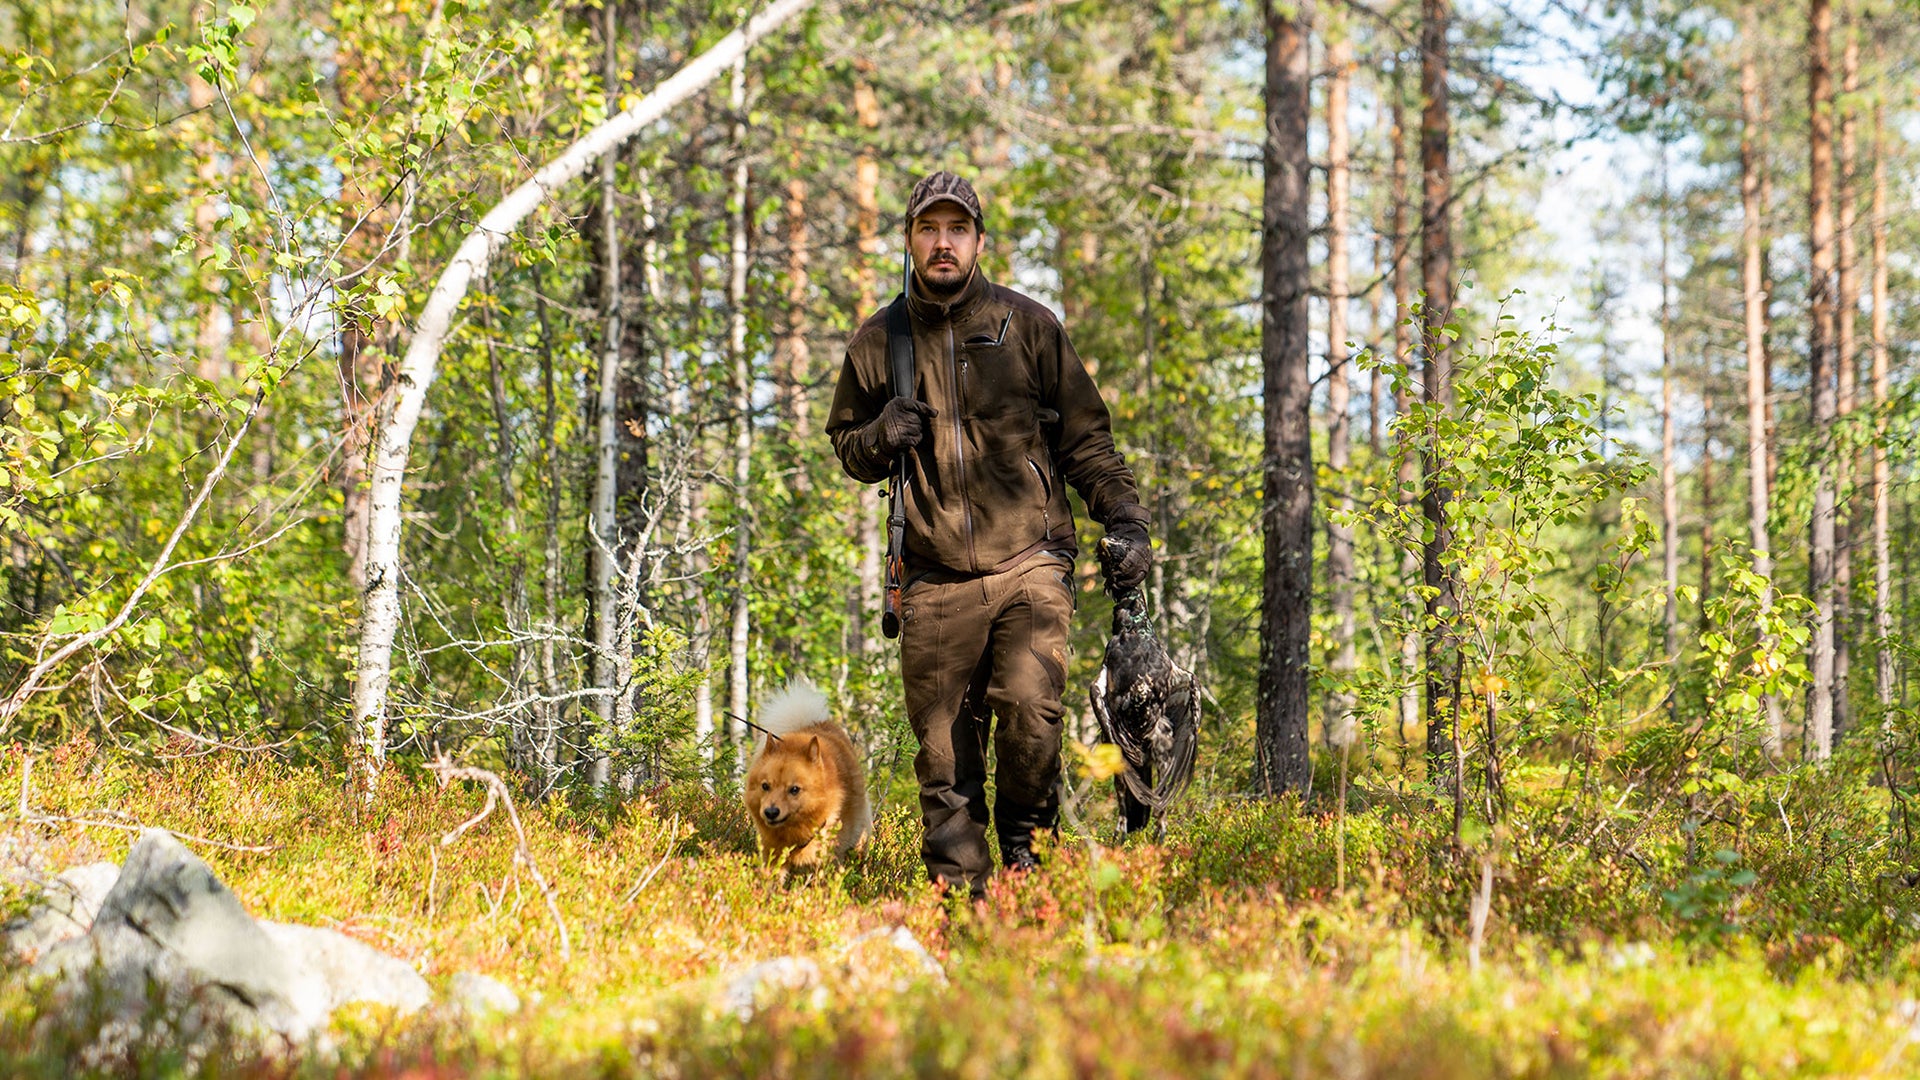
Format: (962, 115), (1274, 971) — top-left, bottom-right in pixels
(948, 321), (976, 570)
(1028, 458), (1052, 537)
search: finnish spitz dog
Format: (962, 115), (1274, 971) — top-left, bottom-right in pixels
(742, 683), (872, 871)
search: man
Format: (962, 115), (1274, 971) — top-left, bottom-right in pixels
(827, 171), (1152, 895)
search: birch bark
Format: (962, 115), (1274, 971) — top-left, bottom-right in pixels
(348, 0), (815, 795)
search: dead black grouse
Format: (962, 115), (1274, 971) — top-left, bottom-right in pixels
(1090, 537), (1199, 835)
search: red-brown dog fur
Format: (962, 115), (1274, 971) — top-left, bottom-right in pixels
(742, 683), (872, 871)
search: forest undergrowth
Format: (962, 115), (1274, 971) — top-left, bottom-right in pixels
(2, 742), (1918, 1078)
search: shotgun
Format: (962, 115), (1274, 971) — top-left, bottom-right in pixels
(880, 252), (914, 639)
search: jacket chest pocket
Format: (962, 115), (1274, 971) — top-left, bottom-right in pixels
(959, 348), (1038, 423)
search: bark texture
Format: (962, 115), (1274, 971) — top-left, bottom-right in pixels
(1805, 0), (1837, 761)
(1741, 12), (1782, 754)
(1256, 0), (1314, 796)
(1420, 0), (1459, 786)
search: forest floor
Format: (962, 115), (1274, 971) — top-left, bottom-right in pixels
(1, 743), (1917, 1078)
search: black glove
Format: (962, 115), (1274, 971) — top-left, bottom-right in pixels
(1098, 520), (1152, 594)
(869, 396), (939, 456)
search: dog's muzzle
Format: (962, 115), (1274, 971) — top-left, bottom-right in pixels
(762, 805), (784, 823)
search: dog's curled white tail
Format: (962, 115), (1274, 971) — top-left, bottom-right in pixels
(756, 681), (830, 737)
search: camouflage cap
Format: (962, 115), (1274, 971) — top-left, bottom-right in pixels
(906, 171), (984, 229)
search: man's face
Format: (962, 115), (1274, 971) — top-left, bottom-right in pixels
(908, 205), (983, 295)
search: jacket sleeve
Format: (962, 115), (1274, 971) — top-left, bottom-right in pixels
(1043, 319), (1149, 530)
(827, 333), (893, 485)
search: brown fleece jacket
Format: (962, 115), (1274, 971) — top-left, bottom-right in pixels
(827, 269), (1148, 576)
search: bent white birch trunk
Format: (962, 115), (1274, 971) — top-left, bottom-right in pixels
(350, 0), (815, 797)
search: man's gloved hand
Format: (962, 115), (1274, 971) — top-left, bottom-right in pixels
(1098, 520), (1152, 594)
(870, 396), (939, 456)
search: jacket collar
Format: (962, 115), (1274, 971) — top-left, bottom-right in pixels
(907, 265), (991, 326)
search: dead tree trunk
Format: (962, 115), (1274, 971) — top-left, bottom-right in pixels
(1806, 0), (1838, 761)
(348, 0), (815, 795)
(1256, 0), (1314, 796)
(481, 299), (533, 772)
(532, 267), (565, 785)
(1741, 9), (1783, 754)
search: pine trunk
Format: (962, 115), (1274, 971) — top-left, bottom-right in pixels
(1805, 0), (1838, 761)
(1832, 15), (1858, 741)
(1256, 0), (1314, 796)
(1741, 11), (1782, 754)
(1420, 0), (1460, 789)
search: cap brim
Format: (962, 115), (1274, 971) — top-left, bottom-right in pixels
(907, 195), (981, 223)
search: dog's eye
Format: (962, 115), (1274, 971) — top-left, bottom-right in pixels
(788, 785), (801, 796)
(760, 782), (770, 791)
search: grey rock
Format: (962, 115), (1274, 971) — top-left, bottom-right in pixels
(34, 829), (321, 1043)
(259, 922), (429, 1016)
(4, 861), (120, 961)
(717, 956), (821, 1020)
(444, 971), (520, 1018)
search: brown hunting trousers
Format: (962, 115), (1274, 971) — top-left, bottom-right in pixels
(898, 550), (1075, 890)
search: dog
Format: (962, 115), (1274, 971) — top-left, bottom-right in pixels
(742, 682), (872, 871)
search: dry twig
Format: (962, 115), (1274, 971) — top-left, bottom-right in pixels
(427, 754), (572, 961)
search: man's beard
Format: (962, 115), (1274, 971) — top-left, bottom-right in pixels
(915, 258), (971, 299)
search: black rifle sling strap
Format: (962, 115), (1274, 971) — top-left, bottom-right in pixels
(880, 295), (914, 639)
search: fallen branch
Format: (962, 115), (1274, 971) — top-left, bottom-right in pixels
(427, 755), (571, 961)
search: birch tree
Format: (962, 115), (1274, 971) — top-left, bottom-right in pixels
(348, 0), (815, 795)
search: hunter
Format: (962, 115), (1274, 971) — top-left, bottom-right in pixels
(827, 171), (1153, 896)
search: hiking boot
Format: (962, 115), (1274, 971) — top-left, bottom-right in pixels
(1001, 839), (1041, 874)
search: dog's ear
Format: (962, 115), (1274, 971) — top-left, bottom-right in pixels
(807, 734), (821, 763)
